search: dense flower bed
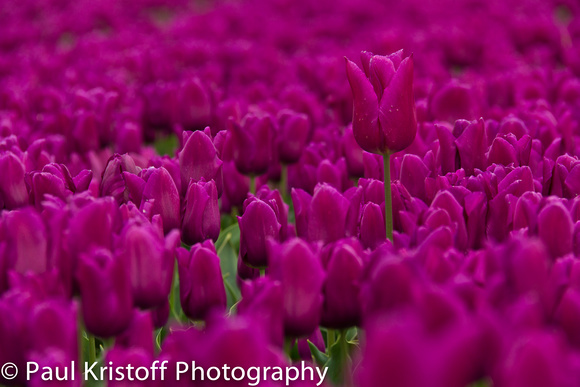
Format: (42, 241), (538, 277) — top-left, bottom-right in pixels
(1, 0), (580, 385)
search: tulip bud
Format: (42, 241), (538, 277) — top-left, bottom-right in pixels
(76, 248), (132, 337)
(345, 50), (417, 154)
(268, 238), (324, 337)
(1, 208), (48, 275)
(276, 109), (310, 164)
(321, 239), (365, 329)
(238, 277), (284, 347)
(179, 129), (223, 197)
(238, 199), (282, 268)
(0, 151), (28, 210)
(181, 179), (220, 245)
(292, 184), (350, 245)
(140, 167), (181, 234)
(177, 241), (226, 320)
(538, 201), (573, 259)
(119, 222), (179, 309)
(227, 114), (275, 176)
(100, 154), (139, 204)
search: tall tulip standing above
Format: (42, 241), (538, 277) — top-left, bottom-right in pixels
(345, 50), (417, 241)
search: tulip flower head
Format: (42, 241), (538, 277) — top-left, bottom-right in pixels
(345, 50), (417, 155)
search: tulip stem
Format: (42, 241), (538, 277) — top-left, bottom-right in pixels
(383, 151), (393, 241)
(280, 164), (289, 202)
(88, 334), (97, 365)
(327, 329), (336, 352)
(259, 268), (265, 277)
(249, 175), (256, 195)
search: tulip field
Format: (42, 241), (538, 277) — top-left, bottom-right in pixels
(1, 0), (580, 385)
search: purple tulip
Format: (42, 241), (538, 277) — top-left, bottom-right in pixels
(268, 238), (325, 337)
(175, 78), (212, 131)
(238, 277), (284, 347)
(115, 310), (155, 355)
(238, 197), (282, 268)
(29, 300), (78, 362)
(119, 222), (179, 308)
(181, 179), (220, 245)
(292, 184), (350, 244)
(0, 208), (48, 275)
(276, 109), (310, 164)
(76, 248), (133, 337)
(100, 154), (139, 204)
(178, 129), (223, 197)
(455, 118), (488, 175)
(140, 167), (181, 234)
(177, 241), (226, 320)
(345, 50), (417, 154)
(538, 201), (573, 259)
(321, 239), (365, 328)
(0, 151), (28, 210)
(360, 202), (387, 250)
(227, 114), (275, 176)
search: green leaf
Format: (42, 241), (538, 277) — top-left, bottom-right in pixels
(324, 332), (352, 386)
(216, 223), (241, 309)
(308, 340), (329, 367)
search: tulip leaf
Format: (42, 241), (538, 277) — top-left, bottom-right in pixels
(324, 331), (352, 386)
(308, 340), (329, 367)
(216, 222), (242, 308)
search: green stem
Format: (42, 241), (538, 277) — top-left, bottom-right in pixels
(280, 164), (289, 203)
(169, 260), (181, 322)
(284, 338), (294, 359)
(327, 329), (336, 353)
(88, 334), (96, 365)
(249, 175), (256, 195)
(383, 151), (393, 241)
(259, 268), (266, 277)
(339, 330), (352, 386)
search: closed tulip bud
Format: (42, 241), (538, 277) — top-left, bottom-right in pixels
(0, 151), (28, 210)
(30, 301), (77, 360)
(455, 118), (488, 175)
(276, 109), (310, 164)
(227, 114), (275, 176)
(175, 78), (212, 131)
(1, 208), (48, 275)
(177, 241), (226, 320)
(73, 110), (99, 152)
(292, 184), (350, 245)
(119, 222), (179, 308)
(76, 248), (132, 337)
(115, 121), (142, 154)
(181, 179), (220, 245)
(179, 129), (223, 197)
(67, 197), (119, 257)
(115, 310), (155, 355)
(268, 238), (324, 337)
(100, 154), (139, 204)
(238, 199), (281, 268)
(345, 50), (417, 154)
(238, 277), (284, 347)
(360, 202), (386, 250)
(538, 201), (573, 259)
(140, 167), (181, 234)
(321, 239), (365, 329)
